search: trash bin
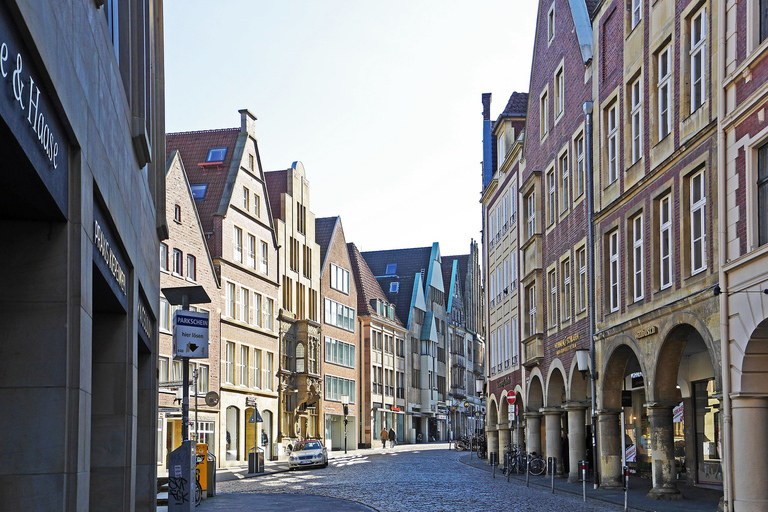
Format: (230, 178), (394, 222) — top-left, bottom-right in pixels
(207, 452), (216, 497)
(248, 447), (264, 474)
(195, 444), (208, 497)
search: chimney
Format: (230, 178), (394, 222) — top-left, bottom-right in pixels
(482, 94), (493, 190)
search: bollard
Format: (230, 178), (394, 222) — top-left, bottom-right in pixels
(492, 452), (496, 478)
(526, 453), (530, 487)
(581, 460), (587, 502)
(507, 452), (511, 483)
(623, 466), (629, 512)
(549, 457), (555, 493)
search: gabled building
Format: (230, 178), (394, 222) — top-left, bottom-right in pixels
(265, 162), (322, 451)
(158, 151), (222, 472)
(442, 241), (486, 439)
(361, 243), (449, 443)
(166, 110), (281, 466)
(316, 217), (359, 451)
(480, 91), (528, 462)
(347, 243), (408, 447)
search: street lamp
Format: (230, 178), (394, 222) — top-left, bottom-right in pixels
(341, 395), (349, 455)
(475, 377), (485, 434)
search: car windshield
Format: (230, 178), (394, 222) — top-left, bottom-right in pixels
(295, 441), (321, 451)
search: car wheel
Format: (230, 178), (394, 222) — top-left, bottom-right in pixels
(323, 457), (328, 468)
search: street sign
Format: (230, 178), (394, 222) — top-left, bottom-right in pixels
(506, 395), (516, 405)
(248, 409), (263, 423)
(246, 396), (258, 407)
(159, 380), (184, 389)
(172, 310), (209, 358)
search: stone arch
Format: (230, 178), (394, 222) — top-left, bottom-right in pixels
(545, 360), (567, 407)
(652, 312), (720, 402)
(600, 334), (647, 410)
(488, 394), (499, 426)
(740, 318), (768, 394)
(568, 354), (589, 402)
(499, 390), (509, 421)
(527, 373), (545, 411)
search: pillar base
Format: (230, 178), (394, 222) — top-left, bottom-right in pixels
(647, 487), (683, 500)
(567, 475), (579, 484)
(599, 481), (624, 491)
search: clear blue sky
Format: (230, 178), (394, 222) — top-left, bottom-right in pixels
(164, 1), (537, 257)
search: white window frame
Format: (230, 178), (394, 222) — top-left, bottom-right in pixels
(633, 215), (644, 301)
(160, 243), (169, 271)
(260, 240), (268, 274)
(247, 234), (256, 269)
(690, 9), (707, 113)
(577, 247), (587, 313)
(555, 67), (564, 117)
(560, 152), (569, 213)
(608, 104), (618, 183)
(186, 254), (196, 281)
(243, 186), (250, 211)
(658, 46), (672, 140)
(498, 129), (506, 165)
(609, 231), (620, 312)
(541, 91), (549, 139)
(547, 170), (556, 226)
(632, 0), (642, 28)
(528, 284), (537, 337)
(549, 268), (557, 326)
(691, 170), (707, 274)
(527, 193), (536, 239)
(576, 134), (585, 197)
(224, 341), (235, 384)
(631, 77), (642, 163)
(234, 226), (243, 263)
(660, 194), (673, 289)
(226, 282), (236, 319)
(239, 345), (248, 387)
(562, 258), (571, 321)
(172, 249), (183, 276)
(240, 287), (250, 324)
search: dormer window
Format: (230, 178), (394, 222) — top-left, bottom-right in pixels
(206, 147), (227, 162)
(190, 184), (208, 201)
(385, 263), (397, 275)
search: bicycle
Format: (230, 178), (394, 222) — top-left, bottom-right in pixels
(194, 467), (202, 507)
(527, 451), (546, 476)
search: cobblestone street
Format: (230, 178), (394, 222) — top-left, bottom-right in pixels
(198, 444), (619, 512)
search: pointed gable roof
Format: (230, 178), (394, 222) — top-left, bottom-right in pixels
(164, 150), (220, 289)
(315, 216), (338, 271)
(442, 254), (469, 315)
(360, 246), (433, 327)
(347, 243), (403, 326)
(166, 128), (240, 235)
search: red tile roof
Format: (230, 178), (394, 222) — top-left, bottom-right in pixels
(166, 128), (240, 236)
(347, 242), (403, 327)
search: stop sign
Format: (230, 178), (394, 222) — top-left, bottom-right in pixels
(506, 395), (516, 405)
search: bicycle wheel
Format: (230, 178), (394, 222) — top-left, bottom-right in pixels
(195, 480), (202, 506)
(529, 457), (546, 476)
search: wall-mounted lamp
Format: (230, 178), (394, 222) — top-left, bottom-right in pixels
(576, 349), (591, 380)
(475, 377), (485, 398)
(714, 284), (768, 296)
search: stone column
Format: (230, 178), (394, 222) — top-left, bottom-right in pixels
(564, 403), (588, 483)
(525, 412), (543, 456)
(598, 410), (623, 489)
(498, 422), (511, 466)
(732, 396), (768, 512)
(486, 423), (499, 466)
(542, 408), (564, 476)
(646, 404), (681, 500)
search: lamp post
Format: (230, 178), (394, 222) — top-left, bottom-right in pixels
(341, 395), (349, 455)
(475, 376), (485, 434)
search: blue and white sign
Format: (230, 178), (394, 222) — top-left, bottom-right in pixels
(173, 310), (209, 358)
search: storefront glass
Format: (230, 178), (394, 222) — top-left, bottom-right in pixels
(694, 379), (722, 486)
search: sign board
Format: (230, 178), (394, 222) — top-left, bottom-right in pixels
(506, 395), (516, 405)
(673, 401), (684, 423)
(437, 414), (447, 420)
(246, 396), (258, 407)
(626, 444), (636, 463)
(622, 390), (632, 407)
(173, 310), (209, 358)
(508, 410), (515, 421)
(248, 409), (263, 423)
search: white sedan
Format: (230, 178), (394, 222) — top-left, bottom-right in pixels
(289, 440), (328, 470)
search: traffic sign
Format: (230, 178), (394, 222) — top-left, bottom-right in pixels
(506, 394), (516, 405)
(172, 310), (209, 358)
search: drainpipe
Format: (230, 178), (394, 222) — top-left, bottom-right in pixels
(584, 100), (599, 489)
(716, 0), (732, 508)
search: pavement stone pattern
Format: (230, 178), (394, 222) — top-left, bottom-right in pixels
(199, 444), (621, 512)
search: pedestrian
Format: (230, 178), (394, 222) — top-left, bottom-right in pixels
(261, 429), (268, 447)
(388, 427), (396, 448)
(380, 426), (388, 449)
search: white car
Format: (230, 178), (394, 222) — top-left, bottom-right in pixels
(288, 440), (328, 470)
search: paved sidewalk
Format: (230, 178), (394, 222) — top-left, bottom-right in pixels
(459, 453), (722, 512)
